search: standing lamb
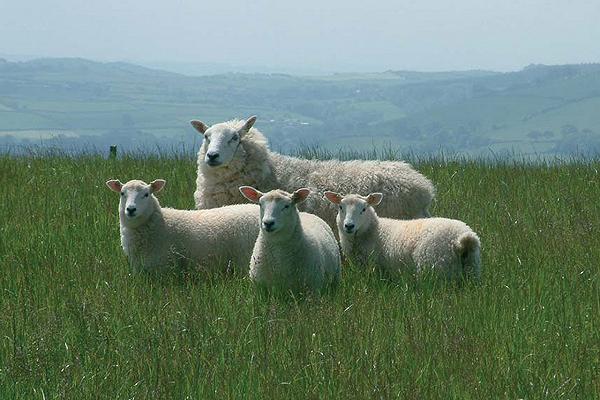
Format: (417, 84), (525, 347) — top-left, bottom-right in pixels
(106, 178), (259, 273)
(239, 186), (341, 294)
(324, 191), (481, 281)
(191, 116), (435, 229)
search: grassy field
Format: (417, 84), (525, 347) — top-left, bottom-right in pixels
(0, 151), (599, 399)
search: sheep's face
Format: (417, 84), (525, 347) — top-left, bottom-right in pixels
(106, 179), (166, 228)
(239, 186), (310, 235)
(191, 116), (256, 168)
(325, 192), (382, 235)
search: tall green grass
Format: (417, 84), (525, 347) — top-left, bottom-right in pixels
(0, 151), (598, 399)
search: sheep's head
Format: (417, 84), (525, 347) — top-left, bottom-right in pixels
(106, 179), (165, 228)
(239, 186), (310, 234)
(191, 116), (256, 168)
(324, 192), (382, 235)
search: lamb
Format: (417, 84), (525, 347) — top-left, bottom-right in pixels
(324, 191), (481, 281)
(239, 186), (341, 294)
(105, 178), (260, 273)
(191, 116), (435, 229)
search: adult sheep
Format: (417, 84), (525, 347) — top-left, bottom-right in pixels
(106, 178), (259, 273)
(191, 116), (435, 229)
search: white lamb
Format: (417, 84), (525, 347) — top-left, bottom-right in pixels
(239, 186), (341, 294)
(191, 116), (435, 229)
(106, 179), (259, 273)
(324, 191), (481, 281)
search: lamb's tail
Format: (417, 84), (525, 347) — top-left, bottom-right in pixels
(454, 231), (481, 281)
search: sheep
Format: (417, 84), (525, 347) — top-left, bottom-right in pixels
(324, 191), (481, 281)
(191, 116), (435, 230)
(239, 186), (341, 294)
(105, 178), (260, 273)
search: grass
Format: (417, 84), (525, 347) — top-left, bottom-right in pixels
(0, 151), (599, 399)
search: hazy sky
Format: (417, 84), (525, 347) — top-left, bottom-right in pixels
(1, 0), (599, 72)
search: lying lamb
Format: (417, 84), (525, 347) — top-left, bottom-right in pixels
(324, 191), (481, 281)
(191, 116), (435, 229)
(106, 179), (259, 273)
(239, 186), (341, 294)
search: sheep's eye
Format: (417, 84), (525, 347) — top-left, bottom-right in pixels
(204, 134), (209, 140)
(144, 193), (149, 198)
(362, 208), (366, 213)
(339, 205), (342, 210)
(283, 204), (290, 209)
(231, 135), (239, 142)
(120, 192), (124, 196)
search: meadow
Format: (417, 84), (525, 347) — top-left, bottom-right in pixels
(0, 150), (598, 399)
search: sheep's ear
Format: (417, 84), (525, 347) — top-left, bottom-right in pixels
(239, 186), (262, 203)
(324, 191), (342, 205)
(150, 179), (166, 193)
(190, 120), (209, 134)
(106, 179), (123, 193)
(292, 188), (311, 204)
(239, 115), (257, 135)
(366, 193), (383, 206)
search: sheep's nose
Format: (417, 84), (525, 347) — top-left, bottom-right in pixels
(126, 206), (137, 216)
(207, 152), (219, 161)
(262, 220), (275, 231)
(344, 223), (355, 232)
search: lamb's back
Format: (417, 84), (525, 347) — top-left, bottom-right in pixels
(379, 216), (474, 274)
(162, 204), (260, 271)
(298, 212), (341, 283)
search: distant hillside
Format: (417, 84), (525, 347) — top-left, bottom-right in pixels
(1, 57), (599, 155)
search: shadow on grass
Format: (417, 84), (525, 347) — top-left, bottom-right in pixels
(124, 254), (484, 315)
(339, 257), (483, 297)
(127, 258), (250, 291)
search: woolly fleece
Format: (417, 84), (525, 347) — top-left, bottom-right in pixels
(193, 119), (435, 229)
(241, 187), (341, 294)
(109, 179), (260, 273)
(330, 193), (481, 280)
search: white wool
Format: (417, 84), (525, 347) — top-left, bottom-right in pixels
(193, 118), (435, 229)
(329, 193), (481, 281)
(241, 188), (341, 294)
(108, 179), (259, 273)
(194, 119), (277, 209)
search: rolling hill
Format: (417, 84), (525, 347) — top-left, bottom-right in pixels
(1, 57), (599, 155)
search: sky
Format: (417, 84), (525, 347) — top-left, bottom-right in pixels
(1, 0), (599, 73)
